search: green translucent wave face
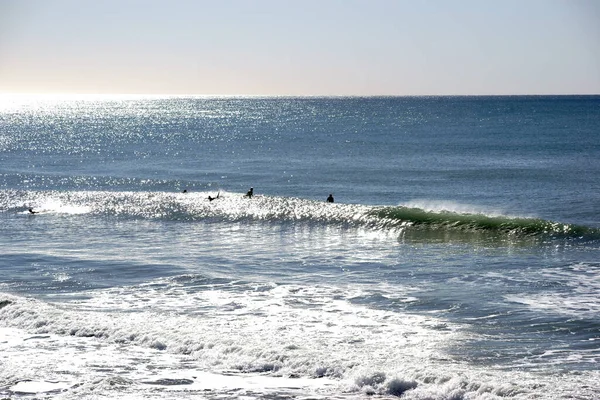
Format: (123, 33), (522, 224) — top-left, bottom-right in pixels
(369, 206), (596, 238)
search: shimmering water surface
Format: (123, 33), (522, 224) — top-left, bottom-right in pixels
(1, 95), (599, 399)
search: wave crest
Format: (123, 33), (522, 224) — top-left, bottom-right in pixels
(370, 206), (593, 237)
(2, 189), (596, 240)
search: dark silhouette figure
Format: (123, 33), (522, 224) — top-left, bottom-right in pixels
(327, 194), (334, 203)
(28, 208), (38, 214)
(245, 187), (254, 198)
(208, 192), (220, 202)
(182, 189), (188, 193)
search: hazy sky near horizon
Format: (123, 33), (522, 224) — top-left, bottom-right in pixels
(1, 0), (599, 95)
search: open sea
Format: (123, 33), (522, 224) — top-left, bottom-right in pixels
(1, 95), (599, 399)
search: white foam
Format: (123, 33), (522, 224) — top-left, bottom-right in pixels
(2, 282), (600, 399)
(504, 262), (600, 318)
(147, 371), (336, 391)
(401, 199), (512, 218)
(10, 380), (71, 394)
(0, 286), (458, 381)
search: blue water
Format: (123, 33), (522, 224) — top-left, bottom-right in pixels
(1, 95), (599, 399)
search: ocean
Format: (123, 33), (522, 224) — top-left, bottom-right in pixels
(0, 95), (599, 399)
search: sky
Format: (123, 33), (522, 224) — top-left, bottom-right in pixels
(0, 0), (599, 96)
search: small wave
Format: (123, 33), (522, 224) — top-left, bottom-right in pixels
(1, 189), (597, 240)
(370, 206), (596, 238)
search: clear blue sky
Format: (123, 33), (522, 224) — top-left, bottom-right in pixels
(1, 0), (598, 95)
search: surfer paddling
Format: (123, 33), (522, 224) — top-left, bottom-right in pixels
(28, 208), (38, 214)
(208, 192), (220, 201)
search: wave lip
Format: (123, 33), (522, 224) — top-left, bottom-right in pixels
(370, 206), (596, 237)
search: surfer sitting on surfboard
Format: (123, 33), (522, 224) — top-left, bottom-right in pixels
(245, 187), (253, 198)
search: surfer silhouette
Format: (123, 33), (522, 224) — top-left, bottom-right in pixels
(208, 192), (220, 201)
(327, 194), (334, 203)
(245, 187), (254, 198)
(28, 208), (38, 214)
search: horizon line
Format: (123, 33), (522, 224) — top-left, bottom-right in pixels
(1, 92), (599, 98)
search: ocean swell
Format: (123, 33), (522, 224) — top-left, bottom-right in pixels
(2, 189), (596, 240)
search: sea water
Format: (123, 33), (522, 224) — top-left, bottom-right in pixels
(0, 95), (599, 399)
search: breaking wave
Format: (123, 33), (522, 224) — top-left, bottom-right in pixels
(1, 189), (597, 240)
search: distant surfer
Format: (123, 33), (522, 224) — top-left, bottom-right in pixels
(28, 208), (38, 214)
(208, 192), (220, 201)
(182, 189), (188, 193)
(326, 194), (334, 203)
(245, 187), (254, 198)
